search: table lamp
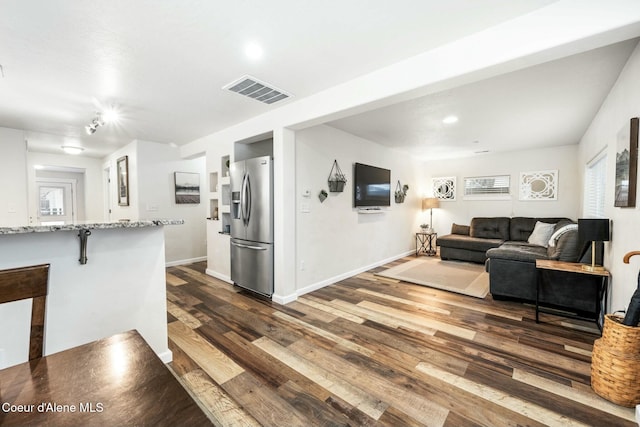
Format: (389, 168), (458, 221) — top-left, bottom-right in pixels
(422, 197), (440, 233)
(578, 218), (610, 271)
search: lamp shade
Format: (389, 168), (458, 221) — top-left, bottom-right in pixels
(422, 197), (440, 210)
(578, 218), (610, 242)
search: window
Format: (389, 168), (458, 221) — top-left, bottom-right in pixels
(463, 175), (510, 200)
(584, 152), (607, 217)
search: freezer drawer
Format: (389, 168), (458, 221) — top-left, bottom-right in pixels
(230, 238), (274, 297)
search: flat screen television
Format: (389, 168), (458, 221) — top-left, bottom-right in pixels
(354, 163), (391, 207)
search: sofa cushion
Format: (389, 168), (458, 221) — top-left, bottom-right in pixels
(509, 217), (570, 242)
(451, 223), (470, 236)
(437, 234), (504, 252)
(470, 217), (510, 240)
(527, 221), (556, 247)
(486, 242), (549, 263)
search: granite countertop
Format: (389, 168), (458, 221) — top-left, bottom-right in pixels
(0, 219), (184, 235)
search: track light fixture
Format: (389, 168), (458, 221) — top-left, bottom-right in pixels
(85, 112), (105, 135)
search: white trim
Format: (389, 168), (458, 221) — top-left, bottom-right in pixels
(158, 349), (173, 364)
(205, 268), (233, 284)
(272, 293), (297, 305)
(165, 256), (207, 267)
(272, 250), (415, 305)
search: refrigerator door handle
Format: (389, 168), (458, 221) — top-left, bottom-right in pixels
(245, 173), (251, 226)
(231, 242), (267, 251)
(240, 173), (248, 225)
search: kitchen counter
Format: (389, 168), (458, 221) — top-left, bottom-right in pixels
(0, 219), (184, 235)
(0, 220), (183, 369)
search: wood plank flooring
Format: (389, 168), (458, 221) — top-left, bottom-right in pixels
(166, 259), (636, 427)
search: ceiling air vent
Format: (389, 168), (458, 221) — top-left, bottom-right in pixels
(222, 75), (292, 105)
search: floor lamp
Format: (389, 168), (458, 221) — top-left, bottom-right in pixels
(422, 197), (440, 234)
(578, 218), (610, 271)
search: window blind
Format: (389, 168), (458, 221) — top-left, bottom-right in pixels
(584, 153), (607, 218)
(463, 175), (510, 199)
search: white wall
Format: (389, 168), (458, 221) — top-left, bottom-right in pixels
(424, 145), (581, 234)
(136, 140), (207, 265)
(294, 125), (422, 296)
(0, 127), (28, 226)
(579, 41), (640, 312)
(103, 140), (206, 264)
(26, 152), (105, 223)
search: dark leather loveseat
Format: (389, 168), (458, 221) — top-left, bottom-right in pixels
(437, 217), (602, 317)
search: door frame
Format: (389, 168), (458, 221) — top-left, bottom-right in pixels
(35, 177), (78, 224)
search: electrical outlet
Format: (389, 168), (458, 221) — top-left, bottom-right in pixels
(300, 260), (305, 271)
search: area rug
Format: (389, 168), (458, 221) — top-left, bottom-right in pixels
(375, 258), (489, 298)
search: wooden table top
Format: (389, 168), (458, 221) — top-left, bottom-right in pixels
(0, 330), (212, 426)
(535, 259), (610, 277)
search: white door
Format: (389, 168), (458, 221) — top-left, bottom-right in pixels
(37, 180), (76, 225)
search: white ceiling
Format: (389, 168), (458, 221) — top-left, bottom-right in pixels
(328, 39), (639, 160)
(1, 1), (638, 161)
(0, 0), (565, 158)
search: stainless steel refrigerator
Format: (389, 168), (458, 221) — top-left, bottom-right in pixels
(229, 156), (274, 297)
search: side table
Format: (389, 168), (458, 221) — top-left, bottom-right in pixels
(535, 259), (610, 330)
(416, 232), (437, 256)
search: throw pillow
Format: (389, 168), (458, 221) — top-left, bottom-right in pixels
(548, 223), (578, 247)
(527, 221), (556, 248)
(547, 228), (581, 261)
(451, 223), (470, 236)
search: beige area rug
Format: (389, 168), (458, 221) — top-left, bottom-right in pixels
(375, 258), (489, 298)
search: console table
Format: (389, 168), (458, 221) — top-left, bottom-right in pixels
(416, 232), (437, 256)
(535, 259), (610, 330)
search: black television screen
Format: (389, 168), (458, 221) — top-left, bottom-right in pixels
(354, 163), (391, 207)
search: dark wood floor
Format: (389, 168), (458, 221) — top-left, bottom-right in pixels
(166, 259), (636, 427)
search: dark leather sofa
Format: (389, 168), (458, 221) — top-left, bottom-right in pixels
(437, 217), (602, 317)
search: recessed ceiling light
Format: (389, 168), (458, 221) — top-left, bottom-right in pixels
(244, 42), (263, 60)
(62, 146), (84, 155)
(442, 115), (458, 124)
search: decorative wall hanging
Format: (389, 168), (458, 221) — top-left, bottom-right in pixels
(394, 181), (409, 203)
(614, 117), (638, 207)
(174, 172), (201, 204)
(432, 176), (456, 200)
(328, 159), (346, 192)
(117, 155), (129, 206)
(519, 170), (558, 200)
(318, 189), (328, 203)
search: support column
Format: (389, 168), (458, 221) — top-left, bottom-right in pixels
(272, 127), (297, 304)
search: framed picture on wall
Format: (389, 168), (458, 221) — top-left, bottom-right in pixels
(117, 155), (129, 206)
(614, 117), (638, 207)
(174, 172), (200, 204)
(432, 176), (456, 201)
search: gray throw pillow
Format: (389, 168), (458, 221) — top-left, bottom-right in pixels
(527, 221), (555, 247)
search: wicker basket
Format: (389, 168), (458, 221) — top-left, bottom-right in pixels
(591, 315), (640, 407)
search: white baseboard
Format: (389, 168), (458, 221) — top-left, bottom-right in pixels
(205, 268), (233, 284)
(200, 251), (414, 306)
(275, 250), (415, 305)
(166, 256), (207, 267)
(272, 293), (297, 305)
(158, 349), (173, 364)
